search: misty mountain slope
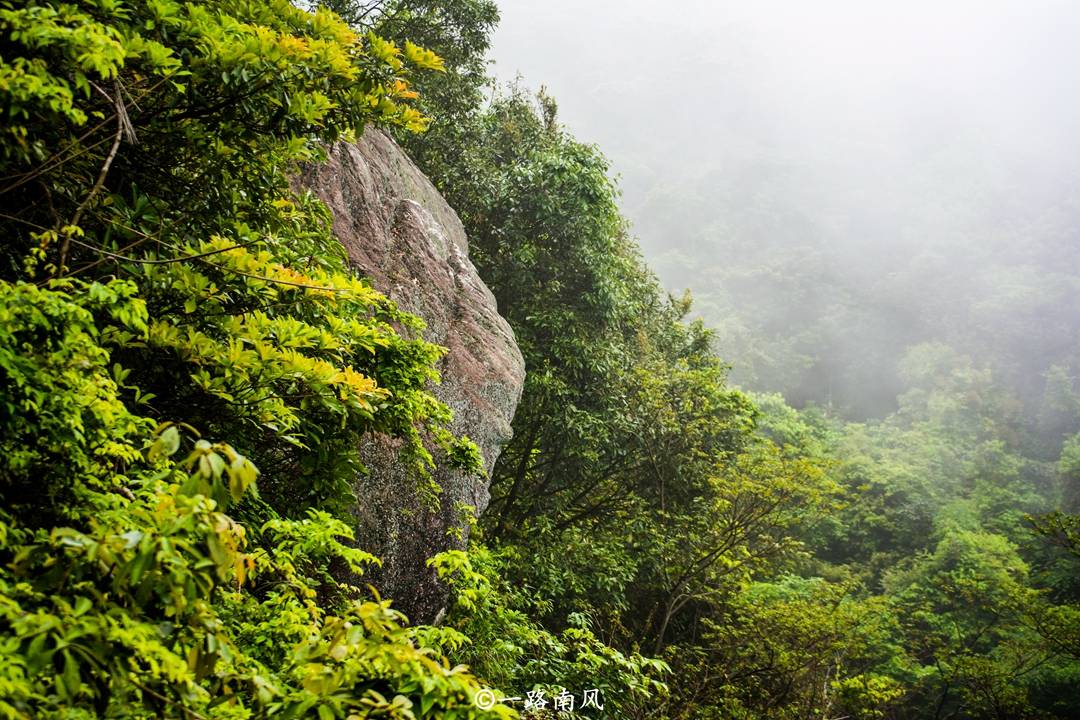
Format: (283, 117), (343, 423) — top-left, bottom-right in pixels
(491, 0), (1080, 419)
(3, 0), (1074, 717)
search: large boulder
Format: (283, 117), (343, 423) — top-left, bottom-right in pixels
(299, 129), (524, 623)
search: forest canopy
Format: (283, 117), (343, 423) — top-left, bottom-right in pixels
(0, 0), (1078, 718)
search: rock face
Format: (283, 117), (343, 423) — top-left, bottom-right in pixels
(300, 129), (524, 623)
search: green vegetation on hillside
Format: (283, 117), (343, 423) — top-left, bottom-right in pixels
(0, 0), (502, 716)
(1, 0), (1077, 718)
(374, 2), (1080, 716)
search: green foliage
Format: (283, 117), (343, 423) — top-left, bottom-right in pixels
(401, 83), (863, 719)
(423, 543), (669, 717)
(5, 0), (1079, 717)
(0, 0), (504, 717)
(881, 529), (1078, 719)
(120, 200), (462, 512)
(0, 278), (151, 516)
(366, 0), (500, 196)
(403, 76), (1080, 718)
(0, 0), (476, 512)
(675, 576), (906, 720)
(0, 278), (506, 718)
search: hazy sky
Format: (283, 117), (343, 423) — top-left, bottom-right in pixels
(488, 0), (1080, 253)
(486, 1), (1080, 412)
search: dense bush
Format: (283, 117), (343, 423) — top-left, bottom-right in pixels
(0, 0), (505, 717)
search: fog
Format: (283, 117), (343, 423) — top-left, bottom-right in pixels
(489, 0), (1080, 417)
